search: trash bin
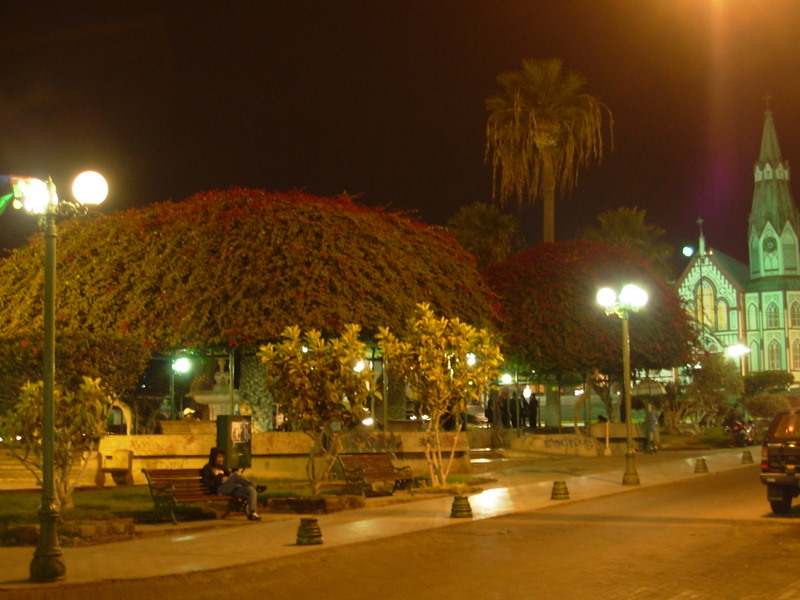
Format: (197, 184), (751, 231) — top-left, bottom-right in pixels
(216, 415), (252, 470)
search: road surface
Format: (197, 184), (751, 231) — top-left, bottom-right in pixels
(12, 464), (800, 600)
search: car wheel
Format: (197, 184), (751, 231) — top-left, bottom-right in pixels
(770, 495), (792, 514)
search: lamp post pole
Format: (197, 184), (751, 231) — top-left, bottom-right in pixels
(620, 310), (639, 485)
(30, 182), (64, 581)
(597, 284), (648, 487)
(8, 173), (108, 582)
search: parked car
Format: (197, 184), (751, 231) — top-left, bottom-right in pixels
(760, 408), (800, 514)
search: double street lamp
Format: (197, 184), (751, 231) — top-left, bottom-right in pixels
(8, 172), (108, 582)
(597, 284), (648, 486)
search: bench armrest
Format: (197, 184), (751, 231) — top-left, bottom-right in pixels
(393, 465), (413, 478)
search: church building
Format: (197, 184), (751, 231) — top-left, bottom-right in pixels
(676, 106), (800, 380)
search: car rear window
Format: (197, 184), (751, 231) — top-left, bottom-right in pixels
(769, 413), (800, 440)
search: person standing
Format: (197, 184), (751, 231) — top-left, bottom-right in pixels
(528, 394), (538, 429)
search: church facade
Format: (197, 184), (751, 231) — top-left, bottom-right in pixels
(676, 107), (800, 380)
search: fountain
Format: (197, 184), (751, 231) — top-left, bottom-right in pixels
(189, 358), (239, 421)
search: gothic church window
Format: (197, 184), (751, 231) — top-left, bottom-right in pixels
(766, 303), (780, 328)
(783, 238), (798, 272)
(747, 303), (759, 329)
(716, 300), (728, 330)
(763, 237), (779, 272)
(696, 280), (715, 328)
(793, 340), (800, 371)
(750, 238), (761, 277)
(750, 342), (760, 371)
(792, 302), (800, 328)
(769, 340), (783, 370)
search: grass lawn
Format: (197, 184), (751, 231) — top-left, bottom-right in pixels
(0, 474), (493, 526)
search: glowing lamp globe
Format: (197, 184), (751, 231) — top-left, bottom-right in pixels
(172, 357), (192, 374)
(619, 284), (648, 309)
(71, 171), (108, 206)
(596, 287), (617, 308)
(15, 178), (50, 215)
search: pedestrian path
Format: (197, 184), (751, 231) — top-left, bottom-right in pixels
(0, 447), (756, 594)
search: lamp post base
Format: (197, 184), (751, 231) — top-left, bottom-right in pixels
(30, 550), (65, 583)
(622, 449), (640, 485)
(30, 504), (65, 582)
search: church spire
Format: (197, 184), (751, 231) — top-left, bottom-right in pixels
(697, 217), (706, 257)
(748, 97), (800, 279)
(758, 94), (783, 165)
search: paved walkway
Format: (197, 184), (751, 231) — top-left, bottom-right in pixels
(0, 447), (757, 594)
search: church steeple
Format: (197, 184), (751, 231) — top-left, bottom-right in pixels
(748, 97), (800, 279)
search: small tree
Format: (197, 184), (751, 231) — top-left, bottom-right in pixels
(744, 393), (792, 423)
(744, 371), (794, 397)
(663, 353), (743, 432)
(258, 324), (375, 497)
(0, 377), (115, 509)
(377, 304), (503, 487)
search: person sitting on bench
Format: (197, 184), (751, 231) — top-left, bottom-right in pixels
(201, 447), (265, 521)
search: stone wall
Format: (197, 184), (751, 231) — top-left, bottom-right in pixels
(0, 430), (472, 489)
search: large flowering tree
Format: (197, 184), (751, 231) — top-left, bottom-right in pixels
(486, 240), (696, 421)
(0, 189), (496, 427)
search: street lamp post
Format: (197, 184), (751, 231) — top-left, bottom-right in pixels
(597, 284), (648, 486)
(9, 173), (108, 582)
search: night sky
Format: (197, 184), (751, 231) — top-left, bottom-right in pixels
(3, 1), (800, 263)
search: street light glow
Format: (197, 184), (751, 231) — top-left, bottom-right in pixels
(596, 287), (617, 308)
(71, 171), (108, 205)
(12, 177), (49, 214)
(619, 284), (648, 309)
(726, 344), (751, 359)
(172, 357), (192, 374)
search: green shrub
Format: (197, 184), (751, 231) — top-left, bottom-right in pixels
(743, 393), (791, 420)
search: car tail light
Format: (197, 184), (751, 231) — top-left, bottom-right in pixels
(761, 445), (769, 471)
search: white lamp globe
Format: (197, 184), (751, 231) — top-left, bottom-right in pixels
(619, 284), (648, 309)
(596, 287), (617, 308)
(172, 357), (192, 374)
(72, 171), (108, 206)
(17, 178), (50, 215)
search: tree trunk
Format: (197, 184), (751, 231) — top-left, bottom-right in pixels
(541, 150), (557, 243)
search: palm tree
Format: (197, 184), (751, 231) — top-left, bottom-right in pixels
(446, 202), (521, 270)
(582, 206), (674, 280)
(485, 58), (612, 243)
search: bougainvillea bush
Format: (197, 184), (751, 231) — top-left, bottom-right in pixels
(0, 189), (496, 352)
(486, 241), (696, 418)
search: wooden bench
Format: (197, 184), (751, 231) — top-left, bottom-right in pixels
(141, 468), (248, 524)
(338, 453), (415, 497)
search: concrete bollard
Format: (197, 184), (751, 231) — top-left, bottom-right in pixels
(450, 495), (473, 518)
(694, 457), (709, 473)
(551, 481), (570, 500)
(741, 450), (754, 464)
(296, 517), (323, 545)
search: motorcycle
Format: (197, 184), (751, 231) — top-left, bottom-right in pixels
(726, 420), (756, 447)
